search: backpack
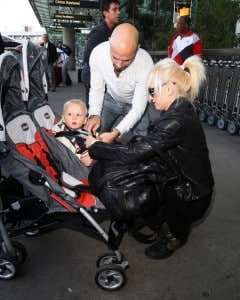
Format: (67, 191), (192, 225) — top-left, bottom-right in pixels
(61, 44), (72, 56)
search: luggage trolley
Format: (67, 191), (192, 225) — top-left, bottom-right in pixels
(217, 63), (240, 134)
(194, 60), (209, 115)
(207, 62), (235, 126)
(198, 60), (222, 122)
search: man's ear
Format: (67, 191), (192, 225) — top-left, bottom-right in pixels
(103, 10), (107, 19)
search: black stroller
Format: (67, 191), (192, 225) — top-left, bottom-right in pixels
(0, 41), (132, 291)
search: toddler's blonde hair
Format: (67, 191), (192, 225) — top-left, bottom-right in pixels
(63, 99), (88, 116)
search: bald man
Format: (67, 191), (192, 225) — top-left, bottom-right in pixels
(86, 23), (154, 143)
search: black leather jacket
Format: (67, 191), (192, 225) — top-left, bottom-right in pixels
(89, 98), (214, 201)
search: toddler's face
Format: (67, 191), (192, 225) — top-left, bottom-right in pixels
(62, 103), (87, 130)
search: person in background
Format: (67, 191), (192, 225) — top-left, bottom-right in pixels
(52, 99), (93, 167)
(81, 0), (121, 106)
(57, 41), (72, 87)
(85, 23), (154, 143)
(85, 55), (214, 259)
(168, 15), (202, 65)
(41, 33), (58, 92)
(77, 38), (88, 83)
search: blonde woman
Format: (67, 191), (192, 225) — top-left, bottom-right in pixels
(86, 55), (214, 259)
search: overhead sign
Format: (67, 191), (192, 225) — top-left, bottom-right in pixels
(51, 25), (63, 30)
(54, 22), (87, 28)
(50, 0), (100, 9)
(54, 14), (93, 21)
(50, 27), (63, 32)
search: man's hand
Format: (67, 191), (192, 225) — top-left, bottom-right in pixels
(15, 44), (23, 52)
(85, 115), (101, 136)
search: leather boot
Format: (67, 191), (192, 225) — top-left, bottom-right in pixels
(144, 223), (184, 259)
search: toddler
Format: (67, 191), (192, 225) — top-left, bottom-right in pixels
(52, 99), (92, 167)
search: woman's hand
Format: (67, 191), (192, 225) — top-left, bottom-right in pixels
(85, 134), (98, 148)
(99, 130), (120, 143)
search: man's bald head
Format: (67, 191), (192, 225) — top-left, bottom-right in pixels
(111, 23), (139, 44)
(109, 23), (140, 75)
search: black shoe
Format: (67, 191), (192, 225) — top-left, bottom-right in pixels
(145, 223), (184, 260)
(144, 237), (183, 259)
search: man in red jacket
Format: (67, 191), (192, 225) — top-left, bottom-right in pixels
(168, 15), (202, 65)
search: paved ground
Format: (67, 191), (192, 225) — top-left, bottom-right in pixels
(1, 72), (240, 300)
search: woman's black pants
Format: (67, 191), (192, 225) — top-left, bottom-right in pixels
(164, 192), (212, 243)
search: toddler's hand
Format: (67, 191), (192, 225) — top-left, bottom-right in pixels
(81, 151), (93, 166)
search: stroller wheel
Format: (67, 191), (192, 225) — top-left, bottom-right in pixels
(0, 254), (19, 280)
(96, 251), (122, 267)
(10, 241), (28, 264)
(95, 264), (127, 291)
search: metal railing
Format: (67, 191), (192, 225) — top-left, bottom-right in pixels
(149, 48), (240, 63)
